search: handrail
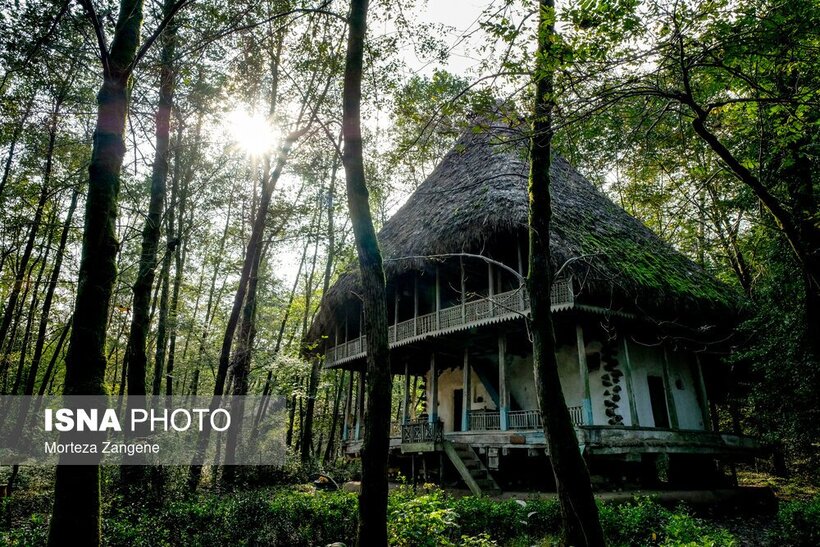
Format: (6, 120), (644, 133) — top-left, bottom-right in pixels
(326, 279), (574, 366)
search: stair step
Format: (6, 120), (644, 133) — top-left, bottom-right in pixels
(469, 469), (487, 479)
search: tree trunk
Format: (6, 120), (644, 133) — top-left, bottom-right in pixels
(323, 369), (344, 463)
(0, 95), (34, 199)
(48, 0), (144, 542)
(528, 2), (605, 545)
(342, 1), (392, 544)
(24, 189), (79, 396)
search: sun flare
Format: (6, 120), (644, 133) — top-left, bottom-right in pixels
(225, 109), (277, 156)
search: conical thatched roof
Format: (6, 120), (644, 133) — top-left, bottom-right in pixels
(309, 120), (739, 341)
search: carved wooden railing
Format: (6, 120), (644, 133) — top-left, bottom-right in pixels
(326, 279), (574, 365)
(469, 411), (501, 431)
(401, 420), (443, 444)
(467, 407), (585, 431)
(508, 409), (542, 430)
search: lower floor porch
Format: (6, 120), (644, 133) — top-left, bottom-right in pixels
(343, 419), (763, 459)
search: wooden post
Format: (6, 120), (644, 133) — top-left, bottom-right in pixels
(393, 289), (399, 343)
(488, 262), (495, 314)
(403, 360), (411, 424)
(693, 354), (711, 430)
(413, 273), (419, 335)
(342, 369), (354, 441)
(429, 353), (438, 423)
(498, 334), (509, 430)
(435, 265), (441, 330)
(621, 336), (640, 427)
(460, 256), (466, 322)
(356, 369), (365, 439)
(334, 324), (339, 363)
(517, 240), (525, 309)
(576, 324), (593, 425)
(661, 347), (679, 429)
(462, 347), (471, 431)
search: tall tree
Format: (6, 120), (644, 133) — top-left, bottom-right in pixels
(528, 1), (605, 545)
(48, 0), (188, 542)
(341, 0), (392, 544)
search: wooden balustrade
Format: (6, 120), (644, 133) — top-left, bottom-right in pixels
(400, 420), (443, 444)
(325, 279), (574, 365)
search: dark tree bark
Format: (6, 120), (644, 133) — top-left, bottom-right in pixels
(152, 134), (181, 395)
(323, 369), (345, 463)
(0, 93), (61, 350)
(11, 217), (56, 395)
(121, 0), (177, 485)
(302, 154), (340, 463)
(23, 189), (79, 397)
(188, 133), (302, 491)
(0, 95), (34, 199)
(527, 2), (605, 546)
(49, 0), (145, 543)
(342, 1), (392, 544)
(124, 0), (176, 398)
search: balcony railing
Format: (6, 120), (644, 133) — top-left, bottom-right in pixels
(401, 420), (444, 444)
(467, 407), (585, 431)
(469, 410), (501, 431)
(326, 279), (574, 366)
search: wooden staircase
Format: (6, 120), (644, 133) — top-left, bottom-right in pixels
(442, 441), (501, 496)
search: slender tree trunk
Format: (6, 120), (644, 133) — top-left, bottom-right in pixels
(528, 2), (605, 545)
(0, 96), (34, 199)
(0, 95), (61, 348)
(153, 126), (181, 395)
(342, 2), (392, 544)
(302, 153), (339, 461)
(49, 0), (144, 542)
(323, 369), (344, 463)
(11, 217), (56, 395)
(124, 1), (176, 398)
(24, 189), (79, 396)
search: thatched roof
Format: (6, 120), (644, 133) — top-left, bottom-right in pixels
(308, 120), (739, 341)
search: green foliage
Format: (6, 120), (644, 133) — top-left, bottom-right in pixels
(598, 498), (736, 547)
(103, 489), (359, 547)
(767, 495), (820, 546)
(387, 485), (460, 546)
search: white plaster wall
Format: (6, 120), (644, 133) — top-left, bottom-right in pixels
(624, 340), (665, 428)
(582, 336), (635, 428)
(666, 351), (705, 430)
(556, 344), (582, 408)
(625, 340), (705, 430)
(507, 354), (538, 409)
(426, 363), (496, 433)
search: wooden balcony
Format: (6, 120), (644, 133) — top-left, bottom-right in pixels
(325, 279), (574, 367)
(469, 407), (585, 431)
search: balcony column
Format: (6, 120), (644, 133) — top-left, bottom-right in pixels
(342, 370), (353, 441)
(460, 256), (466, 322)
(488, 262), (495, 314)
(621, 336), (640, 426)
(517, 240), (525, 309)
(393, 290), (399, 343)
(413, 273), (419, 335)
(334, 324), (339, 363)
(498, 334), (509, 430)
(693, 354), (711, 430)
(402, 360), (411, 424)
(428, 353), (438, 424)
(461, 347), (471, 431)
(355, 369), (365, 440)
(435, 265), (441, 329)
(576, 324), (593, 425)
(662, 346), (679, 429)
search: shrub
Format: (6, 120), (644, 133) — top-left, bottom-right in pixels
(767, 495), (820, 546)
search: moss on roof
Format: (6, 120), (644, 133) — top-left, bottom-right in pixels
(309, 120), (741, 340)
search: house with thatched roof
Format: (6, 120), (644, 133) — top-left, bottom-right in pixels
(307, 119), (763, 494)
